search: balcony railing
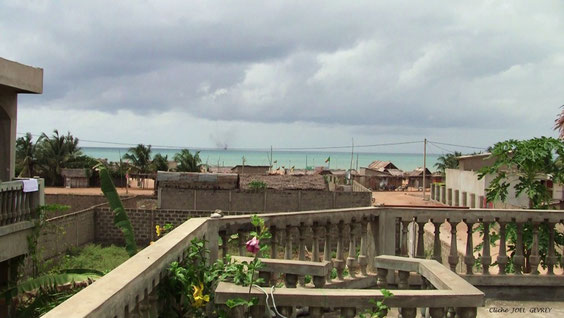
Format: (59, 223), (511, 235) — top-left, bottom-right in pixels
(0, 178), (44, 226)
(44, 206), (564, 317)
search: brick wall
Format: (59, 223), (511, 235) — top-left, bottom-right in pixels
(95, 208), (248, 246)
(159, 188), (371, 211)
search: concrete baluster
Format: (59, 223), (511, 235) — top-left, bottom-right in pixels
(530, 222), (540, 275)
(309, 307), (323, 318)
(401, 307), (417, 318)
(514, 222), (524, 275)
(430, 307), (445, 318)
(447, 188), (452, 206)
(462, 191), (467, 207)
(346, 222), (357, 278)
(335, 221), (345, 280)
(398, 270), (409, 289)
(481, 221), (491, 275)
(312, 222), (321, 262)
(324, 221), (333, 282)
(298, 224), (308, 286)
(416, 219), (426, 258)
(470, 193), (476, 208)
(340, 307), (356, 318)
(547, 222), (557, 275)
(270, 226), (278, 259)
(358, 218), (368, 276)
(401, 219), (410, 257)
(219, 231), (228, 261)
(454, 190), (460, 207)
(464, 220), (474, 275)
(432, 220), (442, 263)
(284, 225), (293, 260)
(237, 230), (245, 256)
(376, 268), (388, 288)
(496, 221), (508, 275)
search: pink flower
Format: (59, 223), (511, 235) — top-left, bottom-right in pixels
(246, 237), (260, 254)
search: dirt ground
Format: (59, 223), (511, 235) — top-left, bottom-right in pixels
(45, 187), (154, 196)
(372, 191), (445, 207)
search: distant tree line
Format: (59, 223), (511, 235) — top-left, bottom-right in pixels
(15, 130), (202, 187)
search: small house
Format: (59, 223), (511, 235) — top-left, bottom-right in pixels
(61, 168), (90, 188)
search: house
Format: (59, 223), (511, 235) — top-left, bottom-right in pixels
(0, 57), (44, 316)
(61, 168), (90, 188)
(405, 167), (432, 189)
(440, 153), (530, 208)
(358, 160), (404, 190)
(231, 165), (270, 175)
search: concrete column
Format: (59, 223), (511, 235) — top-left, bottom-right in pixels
(462, 191), (468, 207)
(479, 195), (485, 208)
(430, 184), (435, 201)
(440, 186), (446, 204)
(447, 188), (453, 206)
(470, 193), (476, 208)
(454, 190), (460, 206)
(0, 93), (17, 182)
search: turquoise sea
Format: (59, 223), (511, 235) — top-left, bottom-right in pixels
(82, 147), (440, 172)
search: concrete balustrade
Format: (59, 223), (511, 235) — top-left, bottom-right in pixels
(44, 206), (564, 317)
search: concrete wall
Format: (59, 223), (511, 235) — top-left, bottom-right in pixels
(39, 208), (97, 260)
(45, 194), (153, 216)
(158, 188), (372, 211)
(0, 90), (16, 182)
(444, 168), (529, 208)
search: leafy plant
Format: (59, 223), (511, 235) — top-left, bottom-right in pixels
(434, 152), (462, 174)
(477, 137), (564, 272)
(96, 163), (138, 257)
(123, 144), (152, 174)
(247, 180), (267, 191)
(359, 289), (394, 318)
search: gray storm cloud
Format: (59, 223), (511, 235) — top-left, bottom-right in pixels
(1, 0), (563, 135)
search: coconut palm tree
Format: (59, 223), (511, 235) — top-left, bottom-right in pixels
(37, 130), (83, 186)
(151, 153), (169, 172)
(123, 144), (152, 173)
(16, 133), (44, 178)
(434, 151), (462, 174)
(174, 149), (202, 172)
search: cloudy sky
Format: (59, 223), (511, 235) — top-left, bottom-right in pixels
(2, 0), (563, 153)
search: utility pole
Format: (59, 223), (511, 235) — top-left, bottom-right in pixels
(423, 138), (427, 200)
(350, 138), (354, 171)
(356, 153), (359, 171)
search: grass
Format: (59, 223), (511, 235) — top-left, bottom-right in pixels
(47, 244), (130, 275)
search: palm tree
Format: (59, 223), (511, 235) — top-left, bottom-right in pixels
(16, 133), (44, 177)
(37, 130), (83, 186)
(174, 149), (202, 172)
(434, 151), (462, 175)
(123, 144), (152, 173)
(151, 153), (169, 172)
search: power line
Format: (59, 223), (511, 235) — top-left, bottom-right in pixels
(17, 132), (423, 151)
(428, 141), (455, 153)
(427, 140), (486, 150)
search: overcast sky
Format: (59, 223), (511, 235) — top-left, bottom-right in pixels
(2, 0), (563, 153)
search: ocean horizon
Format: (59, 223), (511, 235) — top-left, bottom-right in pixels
(82, 147), (441, 172)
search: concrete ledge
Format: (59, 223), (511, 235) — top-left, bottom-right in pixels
(0, 221), (34, 262)
(0, 57), (43, 93)
(232, 256), (332, 277)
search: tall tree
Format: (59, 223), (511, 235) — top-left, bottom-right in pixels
(434, 151), (462, 174)
(478, 137), (564, 273)
(174, 149), (202, 172)
(479, 137), (564, 209)
(123, 144), (152, 173)
(151, 153), (169, 172)
(37, 130), (83, 186)
(16, 133), (44, 178)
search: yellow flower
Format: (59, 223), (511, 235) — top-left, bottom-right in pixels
(156, 225), (162, 237)
(192, 283), (210, 308)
